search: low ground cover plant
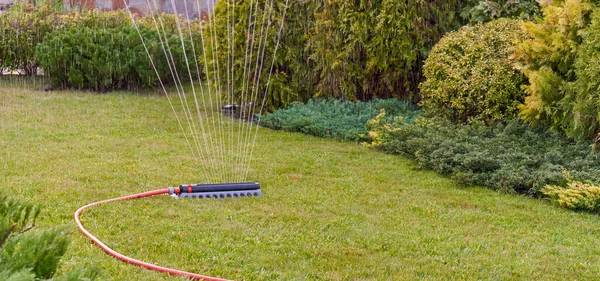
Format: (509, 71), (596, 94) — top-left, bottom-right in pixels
(260, 99), (420, 141)
(366, 114), (600, 196)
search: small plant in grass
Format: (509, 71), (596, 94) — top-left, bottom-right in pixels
(542, 181), (600, 213)
(0, 192), (99, 280)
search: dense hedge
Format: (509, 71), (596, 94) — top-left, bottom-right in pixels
(0, 8), (201, 91)
(205, 0), (318, 112)
(310, 0), (463, 101)
(36, 23), (196, 91)
(260, 99), (420, 141)
(33, 11), (199, 91)
(207, 0), (472, 111)
(419, 18), (529, 124)
(366, 115), (600, 195)
(0, 4), (57, 75)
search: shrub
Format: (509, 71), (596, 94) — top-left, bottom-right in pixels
(542, 181), (600, 213)
(419, 18), (529, 124)
(35, 13), (197, 91)
(0, 3), (58, 75)
(459, 0), (541, 24)
(0, 193), (99, 280)
(207, 0), (469, 111)
(366, 115), (600, 195)
(260, 99), (420, 141)
(568, 9), (600, 141)
(310, 0), (463, 101)
(205, 0), (318, 111)
(514, 0), (600, 140)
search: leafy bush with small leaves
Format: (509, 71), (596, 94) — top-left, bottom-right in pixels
(366, 115), (600, 195)
(36, 18), (197, 91)
(460, 0), (541, 24)
(542, 181), (600, 213)
(0, 3), (58, 75)
(0, 193), (99, 280)
(419, 18), (529, 124)
(260, 99), (420, 141)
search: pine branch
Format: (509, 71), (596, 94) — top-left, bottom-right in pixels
(0, 223), (16, 248)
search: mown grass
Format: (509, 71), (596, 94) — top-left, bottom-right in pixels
(1, 81), (600, 280)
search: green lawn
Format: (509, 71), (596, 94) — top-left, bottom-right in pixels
(1, 82), (600, 280)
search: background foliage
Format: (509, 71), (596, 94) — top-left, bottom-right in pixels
(208, 0), (471, 111)
(419, 18), (528, 124)
(459, 0), (541, 23)
(0, 3), (57, 75)
(568, 9), (600, 143)
(309, 0), (463, 102)
(205, 0), (318, 112)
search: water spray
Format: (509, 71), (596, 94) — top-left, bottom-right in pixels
(73, 0), (289, 277)
(74, 182), (262, 281)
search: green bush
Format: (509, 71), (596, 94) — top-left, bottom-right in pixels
(514, 0), (600, 141)
(207, 0), (470, 111)
(310, 0), (463, 101)
(542, 181), (600, 213)
(0, 193), (99, 280)
(366, 115), (600, 195)
(0, 4), (57, 75)
(35, 15), (197, 91)
(568, 9), (600, 141)
(460, 0), (540, 24)
(205, 0), (318, 111)
(260, 99), (420, 141)
(419, 18), (528, 124)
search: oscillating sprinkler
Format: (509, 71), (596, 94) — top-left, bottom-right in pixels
(170, 182), (262, 199)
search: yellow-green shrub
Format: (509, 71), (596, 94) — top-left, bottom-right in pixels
(514, 0), (600, 140)
(419, 18), (528, 124)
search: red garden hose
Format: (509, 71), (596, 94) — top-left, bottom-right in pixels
(74, 188), (232, 281)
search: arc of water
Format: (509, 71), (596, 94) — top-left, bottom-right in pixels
(244, 0), (290, 181)
(239, 0), (274, 183)
(124, 0), (290, 184)
(125, 7), (213, 183)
